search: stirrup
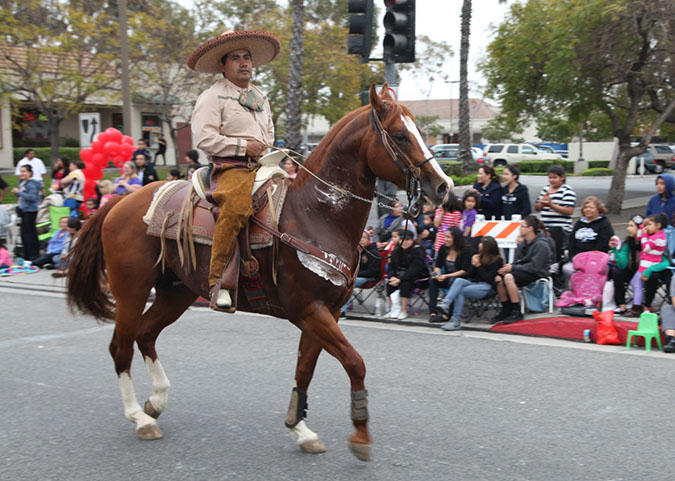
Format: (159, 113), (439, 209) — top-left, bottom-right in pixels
(192, 166), (211, 201)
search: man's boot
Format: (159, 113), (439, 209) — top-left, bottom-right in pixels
(492, 301), (511, 324)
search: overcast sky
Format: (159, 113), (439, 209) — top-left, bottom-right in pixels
(177, 0), (511, 102)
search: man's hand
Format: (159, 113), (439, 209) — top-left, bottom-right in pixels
(388, 277), (400, 286)
(246, 140), (265, 158)
(498, 264), (513, 275)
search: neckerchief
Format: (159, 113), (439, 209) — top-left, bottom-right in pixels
(239, 89), (265, 112)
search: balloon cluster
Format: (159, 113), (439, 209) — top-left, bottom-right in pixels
(78, 128), (135, 201)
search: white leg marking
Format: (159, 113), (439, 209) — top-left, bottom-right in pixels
(118, 372), (157, 428)
(401, 115), (455, 190)
(290, 420), (320, 445)
(144, 357), (171, 413)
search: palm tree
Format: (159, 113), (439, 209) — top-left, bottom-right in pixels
(458, 0), (473, 176)
(285, 0), (304, 153)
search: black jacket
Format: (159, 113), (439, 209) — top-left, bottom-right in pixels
(473, 180), (502, 220)
(140, 162), (159, 186)
(511, 232), (552, 278)
(434, 245), (473, 273)
(500, 183), (531, 220)
(569, 215), (614, 257)
(358, 244), (383, 280)
(389, 244), (429, 282)
(467, 257), (504, 284)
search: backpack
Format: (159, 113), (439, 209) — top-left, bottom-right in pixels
(554, 251), (610, 308)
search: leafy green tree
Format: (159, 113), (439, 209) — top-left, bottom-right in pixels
(128, 0), (209, 166)
(482, 0), (675, 213)
(0, 0), (120, 162)
(481, 114), (525, 143)
(416, 114), (443, 142)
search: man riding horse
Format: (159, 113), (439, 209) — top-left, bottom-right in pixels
(187, 29), (281, 312)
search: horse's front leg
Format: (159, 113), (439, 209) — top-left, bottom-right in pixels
(296, 306), (371, 461)
(285, 332), (326, 454)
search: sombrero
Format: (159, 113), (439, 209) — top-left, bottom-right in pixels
(187, 30), (281, 73)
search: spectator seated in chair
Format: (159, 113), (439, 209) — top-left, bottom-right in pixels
(435, 235), (504, 331)
(608, 216), (642, 314)
(31, 216), (70, 269)
(492, 215), (553, 325)
(340, 230), (383, 316)
(658, 277), (675, 353)
(428, 226), (473, 322)
(51, 217), (81, 278)
(385, 229), (429, 320)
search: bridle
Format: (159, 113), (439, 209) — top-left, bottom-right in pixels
(369, 106), (435, 216)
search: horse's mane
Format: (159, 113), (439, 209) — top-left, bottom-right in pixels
(306, 100), (407, 163)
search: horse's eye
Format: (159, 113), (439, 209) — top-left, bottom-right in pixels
(394, 133), (408, 143)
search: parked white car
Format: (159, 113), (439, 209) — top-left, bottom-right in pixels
(482, 143), (564, 166)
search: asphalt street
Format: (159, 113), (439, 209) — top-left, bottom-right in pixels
(2, 287), (675, 481)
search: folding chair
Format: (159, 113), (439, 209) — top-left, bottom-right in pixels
(406, 254), (436, 316)
(349, 250), (388, 315)
(462, 289), (500, 324)
(519, 277), (555, 314)
(37, 206), (71, 243)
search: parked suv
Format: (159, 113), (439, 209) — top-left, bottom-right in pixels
(634, 145), (675, 174)
(482, 143), (563, 166)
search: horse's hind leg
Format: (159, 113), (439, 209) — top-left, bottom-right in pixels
(109, 296), (164, 440)
(286, 332), (326, 454)
(135, 283), (198, 421)
(297, 307), (371, 461)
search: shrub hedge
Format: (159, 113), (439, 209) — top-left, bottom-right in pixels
(588, 161), (610, 169)
(438, 161), (463, 178)
(13, 147), (82, 166)
(582, 168), (614, 176)
(517, 159), (575, 174)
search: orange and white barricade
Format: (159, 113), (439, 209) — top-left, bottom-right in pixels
(471, 215), (522, 262)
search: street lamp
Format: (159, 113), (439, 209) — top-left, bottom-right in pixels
(445, 79), (459, 143)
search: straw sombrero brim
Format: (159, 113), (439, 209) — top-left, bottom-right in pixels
(187, 30), (281, 73)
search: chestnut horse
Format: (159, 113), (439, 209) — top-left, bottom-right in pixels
(66, 85), (452, 461)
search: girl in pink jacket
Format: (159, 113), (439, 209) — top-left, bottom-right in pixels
(0, 238), (11, 269)
(627, 213), (670, 316)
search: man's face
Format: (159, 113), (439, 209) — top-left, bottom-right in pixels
(221, 49), (252, 88)
(26, 150), (35, 160)
(135, 155), (146, 167)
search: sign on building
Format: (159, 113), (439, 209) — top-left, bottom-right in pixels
(79, 112), (101, 147)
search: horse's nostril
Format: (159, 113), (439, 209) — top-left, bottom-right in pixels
(436, 183), (448, 201)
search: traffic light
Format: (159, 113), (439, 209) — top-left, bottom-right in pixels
(383, 0), (415, 63)
(347, 0), (374, 63)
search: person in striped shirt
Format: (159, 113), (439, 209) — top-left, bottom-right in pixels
(626, 213), (670, 317)
(535, 165), (576, 266)
(433, 192), (462, 253)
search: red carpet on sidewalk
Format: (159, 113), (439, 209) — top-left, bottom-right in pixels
(491, 316), (664, 347)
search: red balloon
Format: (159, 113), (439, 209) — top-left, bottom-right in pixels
(106, 128), (123, 142)
(84, 165), (103, 181)
(91, 140), (104, 153)
(112, 156), (125, 168)
(121, 135), (134, 145)
(92, 152), (107, 168)
(79, 147), (93, 163)
(97, 131), (109, 144)
(104, 141), (121, 156)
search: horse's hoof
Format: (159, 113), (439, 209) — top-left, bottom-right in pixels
(299, 437), (326, 454)
(137, 423), (163, 440)
(144, 400), (162, 419)
(349, 441), (372, 462)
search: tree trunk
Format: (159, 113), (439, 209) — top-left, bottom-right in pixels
(458, 0), (473, 176)
(605, 145), (630, 215)
(285, 0), (304, 154)
(48, 114), (61, 169)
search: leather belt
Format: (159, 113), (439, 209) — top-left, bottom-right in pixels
(209, 156), (258, 169)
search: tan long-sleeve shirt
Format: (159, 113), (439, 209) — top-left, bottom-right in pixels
(191, 77), (275, 158)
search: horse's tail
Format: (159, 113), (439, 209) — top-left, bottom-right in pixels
(66, 196), (124, 323)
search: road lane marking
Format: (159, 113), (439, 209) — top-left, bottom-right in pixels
(0, 325), (114, 348)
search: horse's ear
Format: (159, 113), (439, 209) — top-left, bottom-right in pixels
(369, 83), (386, 115)
(379, 83), (395, 102)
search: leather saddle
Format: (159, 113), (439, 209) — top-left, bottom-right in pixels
(143, 151), (291, 312)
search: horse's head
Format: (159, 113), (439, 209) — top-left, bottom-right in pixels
(366, 84), (453, 205)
